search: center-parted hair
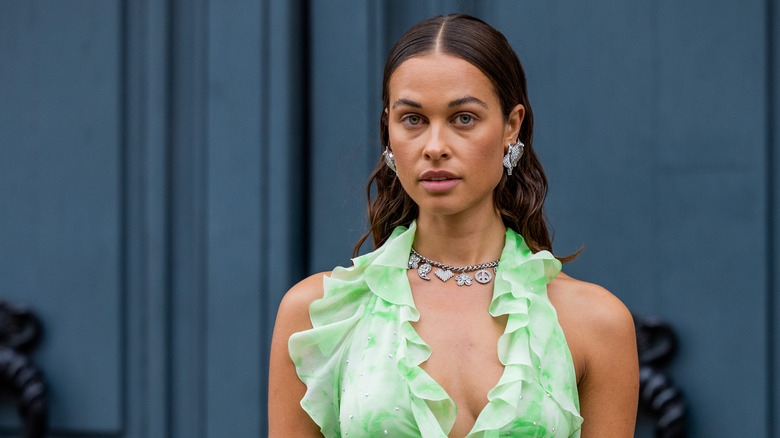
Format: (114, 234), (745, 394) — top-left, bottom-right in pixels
(354, 14), (577, 262)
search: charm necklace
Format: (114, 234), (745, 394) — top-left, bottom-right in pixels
(408, 248), (499, 286)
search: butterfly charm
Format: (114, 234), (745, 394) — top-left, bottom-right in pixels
(408, 254), (421, 269)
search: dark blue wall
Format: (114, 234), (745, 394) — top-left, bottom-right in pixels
(0, 1), (778, 436)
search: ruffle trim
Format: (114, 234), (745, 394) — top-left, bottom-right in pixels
(365, 222), (455, 436)
(287, 230), (391, 437)
(289, 221), (583, 438)
(471, 228), (583, 436)
(288, 224), (416, 437)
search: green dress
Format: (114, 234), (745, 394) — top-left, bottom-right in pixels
(289, 221), (583, 437)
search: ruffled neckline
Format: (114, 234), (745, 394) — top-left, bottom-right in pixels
(362, 220), (582, 437)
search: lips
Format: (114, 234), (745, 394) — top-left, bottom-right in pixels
(420, 170), (458, 180)
(419, 170), (460, 192)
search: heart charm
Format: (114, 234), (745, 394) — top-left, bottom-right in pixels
(434, 269), (454, 282)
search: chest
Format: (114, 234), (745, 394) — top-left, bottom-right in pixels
(408, 273), (507, 428)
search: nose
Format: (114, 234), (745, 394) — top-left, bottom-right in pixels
(422, 124), (449, 160)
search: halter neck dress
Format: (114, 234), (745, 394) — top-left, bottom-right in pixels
(288, 221), (583, 437)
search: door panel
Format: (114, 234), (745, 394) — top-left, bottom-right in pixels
(0, 1), (122, 432)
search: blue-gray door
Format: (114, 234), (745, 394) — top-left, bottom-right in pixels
(1, 1), (778, 437)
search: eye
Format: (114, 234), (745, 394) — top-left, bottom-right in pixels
(455, 114), (475, 125)
(401, 114), (423, 127)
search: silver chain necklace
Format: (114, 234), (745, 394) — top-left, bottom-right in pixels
(407, 248), (500, 286)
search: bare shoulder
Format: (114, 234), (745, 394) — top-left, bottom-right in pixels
(275, 271), (331, 334)
(268, 272), (332, 437)
(547, 272), (637, 384)
(548, 272), (634, 340)
(548, 273), (639, 436)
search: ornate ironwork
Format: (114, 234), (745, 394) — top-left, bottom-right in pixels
(0, 301), (47, 438)
(634, 314), (687, 438)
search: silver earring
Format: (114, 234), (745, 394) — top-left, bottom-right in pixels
(503, 139), (524, 176)
(383, 146), (397, 173)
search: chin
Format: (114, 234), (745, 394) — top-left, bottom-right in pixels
(414, 193), (498, 220)
(415, 199), (475, 218)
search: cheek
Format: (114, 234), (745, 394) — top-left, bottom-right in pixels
(475, 136), (506, 166)
(387, 129), (420, 167)
(387, 127), (408, 155)
(387, 140), (416, 188)
(482, 155), (505, 186)
(476, 137), (507, 185)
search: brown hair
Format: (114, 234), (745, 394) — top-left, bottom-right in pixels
(353, 14), (579, 262)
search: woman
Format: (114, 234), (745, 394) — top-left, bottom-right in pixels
(269, 14), (638, 437)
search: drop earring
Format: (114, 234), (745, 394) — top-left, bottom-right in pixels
(383, 146), (397, 173)
(503, 139), (524, 176)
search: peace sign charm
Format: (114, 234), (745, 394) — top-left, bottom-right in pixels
(474, 269), (493, 284)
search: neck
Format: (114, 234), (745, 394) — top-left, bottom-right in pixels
(413, 207), (506, 267)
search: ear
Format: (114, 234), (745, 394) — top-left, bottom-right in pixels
(504, 104), (525, 147)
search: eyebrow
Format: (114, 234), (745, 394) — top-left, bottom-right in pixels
(391, 96), (488, 110)
(448, 96), (488, 109)
(391, 98), (422, 109)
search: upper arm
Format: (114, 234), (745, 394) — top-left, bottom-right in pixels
(575, 285), (639, 437)
(268, 272), (330, 438)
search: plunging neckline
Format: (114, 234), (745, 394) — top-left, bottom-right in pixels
(403, 271), (509, 437)
(407, 305), (509, 436)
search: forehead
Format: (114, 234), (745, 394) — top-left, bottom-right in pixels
(388, 53), (498, 106)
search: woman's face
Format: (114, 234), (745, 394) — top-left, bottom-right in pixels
(387, 53), (523, 219)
